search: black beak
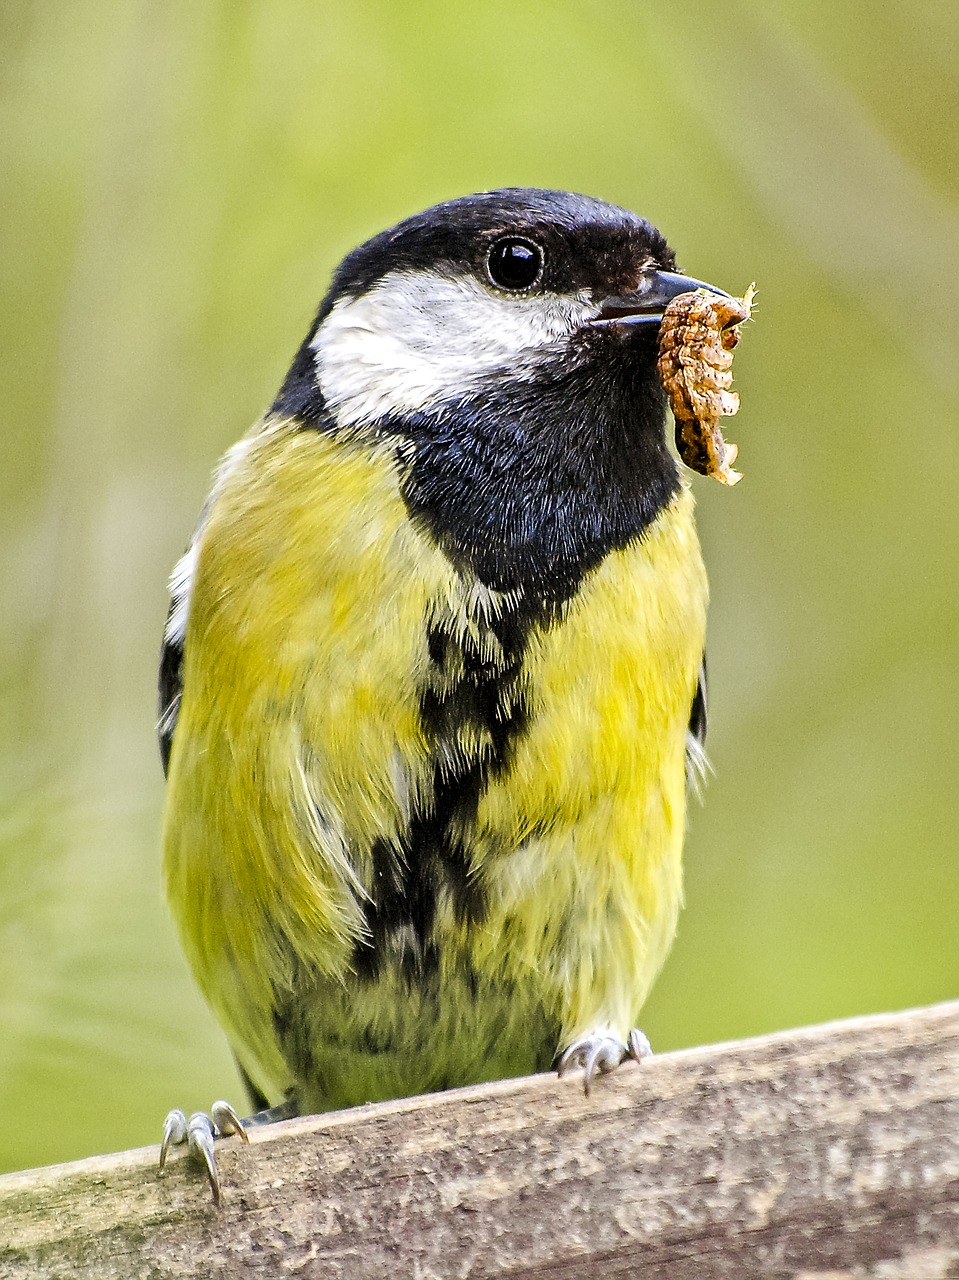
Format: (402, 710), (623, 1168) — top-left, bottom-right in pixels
(591, 270), (732, 328)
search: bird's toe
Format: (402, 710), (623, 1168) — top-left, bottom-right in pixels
(158, 1100), (248, 1206)
(558, 1028), (653, 1095)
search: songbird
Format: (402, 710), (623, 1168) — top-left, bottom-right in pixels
(158, 188), (723, 1201)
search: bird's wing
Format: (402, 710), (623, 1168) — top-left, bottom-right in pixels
(158, 621), (183, 777)
(685, 656), (709, 788)
(158, 538), (199, 776)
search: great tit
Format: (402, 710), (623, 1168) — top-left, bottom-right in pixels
(158, 188), (724, 1200)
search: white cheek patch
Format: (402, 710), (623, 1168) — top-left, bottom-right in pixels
(311, 270), (594, 428)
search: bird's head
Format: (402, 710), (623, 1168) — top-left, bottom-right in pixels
(273, 189), (729, 596)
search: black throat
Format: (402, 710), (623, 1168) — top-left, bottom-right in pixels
(379, 334), (676, 602)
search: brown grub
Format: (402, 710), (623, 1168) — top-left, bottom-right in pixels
(657, 284), (756, 485)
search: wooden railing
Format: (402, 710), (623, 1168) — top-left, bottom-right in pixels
(2, 1002), (958, 1278)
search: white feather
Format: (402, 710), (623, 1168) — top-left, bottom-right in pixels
(685, 731), (712, 798)
(291, 753), (369, 905)
(163, 433), (260, 647)
(164, 542), (198, 646)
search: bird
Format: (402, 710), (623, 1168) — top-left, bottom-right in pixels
(157, 187), (723, 1201)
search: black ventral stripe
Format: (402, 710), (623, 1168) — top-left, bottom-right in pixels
(353, 592), (547, 981)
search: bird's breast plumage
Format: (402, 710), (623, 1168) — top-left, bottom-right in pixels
(163, 415), (707, 1106)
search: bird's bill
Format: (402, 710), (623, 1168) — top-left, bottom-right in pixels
(591, 270), (732, 327)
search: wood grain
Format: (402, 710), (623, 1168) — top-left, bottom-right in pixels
(2, 1002), (958, 1279)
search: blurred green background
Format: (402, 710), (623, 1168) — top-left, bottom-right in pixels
(2, 0), (957, 1175)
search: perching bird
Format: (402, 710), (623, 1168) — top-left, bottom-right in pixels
(158, 188), (722, 1200)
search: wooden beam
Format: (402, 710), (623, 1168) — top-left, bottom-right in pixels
(2, 1002), (958, 1278)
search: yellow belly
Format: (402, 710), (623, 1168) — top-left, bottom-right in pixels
(163, 419), (708, 1105)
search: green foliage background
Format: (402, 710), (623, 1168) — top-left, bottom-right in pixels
(2, 0), (957, 1173)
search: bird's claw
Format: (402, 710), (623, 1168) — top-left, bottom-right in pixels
(558, 1028), (652, 1095)
(158, 1100), (249, 1205)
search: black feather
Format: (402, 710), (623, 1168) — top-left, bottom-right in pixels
(157, 627), (183, 776)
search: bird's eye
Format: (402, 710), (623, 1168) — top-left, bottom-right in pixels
(486, 238), (544, 292)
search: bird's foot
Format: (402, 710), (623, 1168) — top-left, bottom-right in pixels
(557, 1028), (652, 1096)
(158, 1100), (249, 1206)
